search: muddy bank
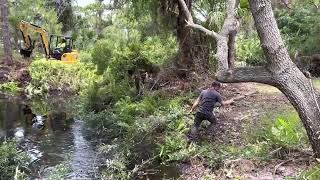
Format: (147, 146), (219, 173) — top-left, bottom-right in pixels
(0, 61), (31, 86)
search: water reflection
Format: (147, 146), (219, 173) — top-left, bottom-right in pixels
(0, 97), (100, 179)
(0, 97), (74, 177)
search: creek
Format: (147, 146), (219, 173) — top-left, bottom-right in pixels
(0, 96), (100, 179)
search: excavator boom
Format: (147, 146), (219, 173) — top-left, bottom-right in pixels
(19, 21), (50, 58)
(19, 20), (79, 64)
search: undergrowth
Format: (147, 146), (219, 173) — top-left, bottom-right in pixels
(79, 77), (310, 179)
(0, 81), (22, 95)
(80, 87), (312, 179)
(300, 164), (320, 180)
(26, 59), (100, 98)
(251, 111), (309, 150)
(46, 164), (72, 180)
(0, 140), (31, 180)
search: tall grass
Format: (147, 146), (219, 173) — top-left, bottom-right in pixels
(253, 111), (309, 150)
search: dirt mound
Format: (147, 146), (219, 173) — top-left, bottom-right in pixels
(0, 61), (31, 87)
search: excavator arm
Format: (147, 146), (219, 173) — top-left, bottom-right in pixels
(19, 21), (50, 58)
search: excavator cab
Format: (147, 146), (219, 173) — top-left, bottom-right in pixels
(50, 35), (75, 60)
(19, 20), (79, 64)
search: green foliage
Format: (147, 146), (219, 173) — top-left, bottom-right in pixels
(47, 164), (71, 180)
(26, 60), (99, 97)
(82, 111), (124, 141)
(0, 141), (30, 180)
(140, 35), (178, 65)
(0, 82), (22, 95)
(253, 111), (309, 149)
(236, 34), (265, 66)
(300, 164), (320, 180)
(113, 93), (168, 124)
(89, 6), (178, 77)
(276, 4), (320, 55)
(240, 0), (249, 9)
(87, 24), (177, 108)
(91, 39), (116, 74)
(91, 27), (177, 75)
(80, 92), (193, 178)
(79, 51), (93, 63)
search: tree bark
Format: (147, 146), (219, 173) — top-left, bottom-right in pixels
(0, 0), (13, 65)
(177, 0), (194, 70)
(56, 0), (73, 34)
(96, 0), (104, 38)
(227, 29), (237, 68)
(249, 0), (320, 157)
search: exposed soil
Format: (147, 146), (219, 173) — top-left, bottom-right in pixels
(180, 83), (316, 180)
(0, 60), (31, 87)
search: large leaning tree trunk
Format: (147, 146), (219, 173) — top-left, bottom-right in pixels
(177, 0), (194, 71)
(178, 0), (320, 157)
(0, 0), (13, 65)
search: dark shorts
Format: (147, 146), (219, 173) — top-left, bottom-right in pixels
(194, 112), (216, 128)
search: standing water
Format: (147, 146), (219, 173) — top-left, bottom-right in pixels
(0, 96), (100, 179)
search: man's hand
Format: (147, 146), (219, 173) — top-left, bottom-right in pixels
(221, 98), (234, 106)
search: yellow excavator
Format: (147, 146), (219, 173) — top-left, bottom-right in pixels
(19, 20), (79, 64)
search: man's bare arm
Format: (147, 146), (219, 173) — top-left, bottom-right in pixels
(189, 96), (200, 113)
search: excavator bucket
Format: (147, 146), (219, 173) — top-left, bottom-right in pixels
(20, 48), (33, 58)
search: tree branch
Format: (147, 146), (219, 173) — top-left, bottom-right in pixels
(177, 0), (220, 39)
(216, 66), (275, 84)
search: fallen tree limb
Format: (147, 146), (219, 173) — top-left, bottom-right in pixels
(216, 67), (275, 85)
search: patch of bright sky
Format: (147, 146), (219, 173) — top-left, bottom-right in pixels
(74, 0), (112, 7)
(74, 0), (95, 7)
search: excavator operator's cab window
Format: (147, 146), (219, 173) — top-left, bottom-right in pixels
(53, 39), (67, 60)
(49, 35), (74, 60)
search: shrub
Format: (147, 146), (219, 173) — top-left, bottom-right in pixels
(253, 111), (309, 150)
(140, 35), (178, 65)
(82, 111), (124, 142)
(0, 141), (30, 180)
(47, 164), (71, 180)
(26, 60), (99, 97)
(79, 51), (93, 63)
(113, 93), (169, 125)
(300, 164), (320, 180)
(276, 5), (320, 55)
(236, 34), (265, 66)
(0, 82), (22, 95)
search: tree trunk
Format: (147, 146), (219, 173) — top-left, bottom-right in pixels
(249, 0), (320, 157)
(177, 0), (194, 70)
(56, 0), (73, 34)
(94, 0), (105, 39)
(0, 0), (13, 65)
(227, 30), (237, 68)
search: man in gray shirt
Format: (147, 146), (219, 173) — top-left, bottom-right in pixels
(189, 81), (233, 134)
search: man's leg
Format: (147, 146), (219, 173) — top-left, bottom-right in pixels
(194, 112), (204, 130)
(191, 112), (204, 136)
(208, 114), (217, 125)
(207, 114), (217, 133)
